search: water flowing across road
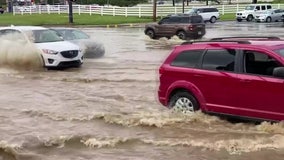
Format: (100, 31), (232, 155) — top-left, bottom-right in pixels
(1, 22), (284, 160)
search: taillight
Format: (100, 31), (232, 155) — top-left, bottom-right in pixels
(159, 66), (165, 75)
(188, 25), (194, 31)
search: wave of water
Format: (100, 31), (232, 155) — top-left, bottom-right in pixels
(0, 38), (43, 70)
(2, 133), (284, 156)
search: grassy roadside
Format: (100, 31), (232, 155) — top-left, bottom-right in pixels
(0, 13), (236, 26)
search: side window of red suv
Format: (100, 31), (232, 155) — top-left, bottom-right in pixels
(201, 49), (236, 71)
(171, 49), (204, 68)
(243, 50), (283, 76)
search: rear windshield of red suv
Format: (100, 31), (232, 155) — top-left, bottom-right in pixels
(274, 48), (284, 56)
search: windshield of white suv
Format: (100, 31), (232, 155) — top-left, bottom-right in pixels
(274, 48), (284, 57)
(187, 9), (197, 14)
(29, 29), (63, 43)
(245, 6), (255, 10)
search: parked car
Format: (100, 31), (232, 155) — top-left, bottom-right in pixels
(0, 26), (83, 68)
(236, 4), (272, 22)
(255, 9), (284, 23)
(186, 6), (220, 23)
(158, 36), (284, 121)
(52, 28), (105, 58)
(144, 14), (206, 40)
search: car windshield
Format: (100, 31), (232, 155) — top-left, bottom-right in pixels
(55, 29), (90, 40)
(274, 48), (284, 57)
(245, 6), (255, 10)
(187, 8), (197, 14)
(27, 29), (63, 43)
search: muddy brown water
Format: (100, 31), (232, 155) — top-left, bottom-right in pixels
(0, 22), (284, 160)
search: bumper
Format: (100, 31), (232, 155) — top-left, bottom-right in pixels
(255, 18), (266, 22)
(236, 16), (247, 20)
(158, 89), (167, 106)
(42, 52), (84, 68)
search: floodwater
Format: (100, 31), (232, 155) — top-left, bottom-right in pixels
(0, 22), (284, 160)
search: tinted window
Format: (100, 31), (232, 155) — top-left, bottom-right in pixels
(261, 5), (266, 10)
(274, 48), (284, 57)
(202, 49), (236, 71)
(190, 16), (203, 23)
(169, 17), (182, 23)
(267, 5), (272, 9)
(243, 50), (282, 76)
(159, 17), (170, 24)
(255, 6), (260, 10)
(203, 8), (218, 12)
(171, 50), (204, 68)
(180, 17), (190, 23)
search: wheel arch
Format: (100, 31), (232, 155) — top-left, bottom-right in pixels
(166, 81), (207, 111)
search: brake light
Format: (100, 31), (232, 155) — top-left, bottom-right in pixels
(188, 25), (194, 31)
(159, 66), (165, 75)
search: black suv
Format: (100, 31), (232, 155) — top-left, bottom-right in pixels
(144, 14), (206, 40)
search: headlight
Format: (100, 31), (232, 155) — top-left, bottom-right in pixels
(42, 49), (58, 55)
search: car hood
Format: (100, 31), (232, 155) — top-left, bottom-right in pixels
(35, 41), (80, 51)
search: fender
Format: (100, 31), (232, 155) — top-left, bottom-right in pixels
(166, 80), (208, 111)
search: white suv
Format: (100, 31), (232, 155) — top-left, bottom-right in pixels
(0, 26), (83, 68)
(186, 7), (220, 23)
(236, 4), (272, 22)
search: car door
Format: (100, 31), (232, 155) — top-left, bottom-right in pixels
(155, 17), (176, 37)
(193, 47), (239, 113)
(236, 49), (284, 120)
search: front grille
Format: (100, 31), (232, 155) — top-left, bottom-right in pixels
(60, 50), (79, 58)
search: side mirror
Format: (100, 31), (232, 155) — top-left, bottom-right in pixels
(273, 67), (284, 78)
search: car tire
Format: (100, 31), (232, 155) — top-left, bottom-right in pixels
(145, 29), (156, 39)
(177, 31), (186, 40)
(266, 17), (272, 23)
(168, 91), (199, 113)
(210, 16), (217, 23)
(237, 19), (242, 22)
(246, 15), (253, 22)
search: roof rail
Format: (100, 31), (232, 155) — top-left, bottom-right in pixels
(181, 40), (251, 45)
(210, 36), (280, 41)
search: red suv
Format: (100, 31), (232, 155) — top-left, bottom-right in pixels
(158, 36), (284, 121)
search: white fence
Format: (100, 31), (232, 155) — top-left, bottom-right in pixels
(13, 4), (284, 17)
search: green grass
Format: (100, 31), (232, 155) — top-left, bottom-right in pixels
(220, 13), (235, 21)
(0, 13), (236, 26)
(0, 13), (153, 26)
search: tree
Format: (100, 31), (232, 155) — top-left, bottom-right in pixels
(252, 0), (257, 3)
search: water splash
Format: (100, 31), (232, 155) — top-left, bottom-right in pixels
(0, 37), (43, 70)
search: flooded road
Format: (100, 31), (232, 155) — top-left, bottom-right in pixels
(1, 21), (284, 160)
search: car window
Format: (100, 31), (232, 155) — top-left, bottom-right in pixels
(171, 50), (204, 68)
(261, 5), (266, 10)
(245, 6), (255, 10)
(32, 29), (63, 43)
(243, 50), (282, 76)
(71, 30), (90, 39)
(0, 29), (25, 41)
(202, 49), (236, 71)
(267, 5), (272, 9)
(159, 17), (171, 24)
(274, 48), (284, 57)
(255, 6), (260, 10)
(190, 16), (203, 23)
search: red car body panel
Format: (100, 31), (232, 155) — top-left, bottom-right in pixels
(158, 40), (284, 121)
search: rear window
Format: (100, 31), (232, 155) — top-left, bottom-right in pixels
(274, 48), (284, 57)
(190, 16), (204, 23)
(171, 50), (204, 68)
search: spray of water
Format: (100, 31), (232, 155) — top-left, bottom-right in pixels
(0, 35), (43, 70)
